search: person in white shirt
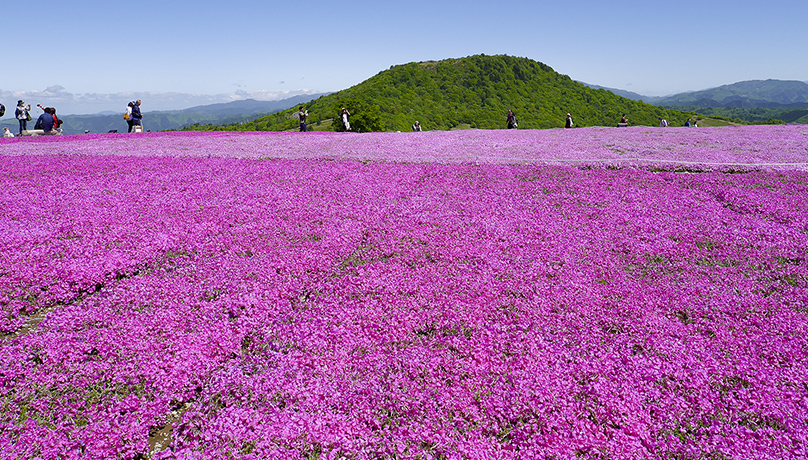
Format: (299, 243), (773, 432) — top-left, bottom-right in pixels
(341, 108), (351, 131)
(3, 127), (14, 137)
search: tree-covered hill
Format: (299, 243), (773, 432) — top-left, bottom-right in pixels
(187, 55), (693, 132)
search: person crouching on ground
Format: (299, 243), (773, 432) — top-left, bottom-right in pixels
(34, 107), (56, 133)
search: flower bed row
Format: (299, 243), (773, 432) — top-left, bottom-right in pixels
(2, 125), (808, 170)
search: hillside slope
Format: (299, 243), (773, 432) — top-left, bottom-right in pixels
(196, 55), (691, 132)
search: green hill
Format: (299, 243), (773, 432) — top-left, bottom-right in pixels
(187, 55), (693, 132)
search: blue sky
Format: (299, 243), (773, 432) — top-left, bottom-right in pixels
(2, 0), (806, 114)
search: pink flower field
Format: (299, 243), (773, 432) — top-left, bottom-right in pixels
(1, 126), (807, 459)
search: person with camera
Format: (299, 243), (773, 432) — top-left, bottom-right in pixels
(34, 107), (56, 133)
(15, 100), (31, 135)
(298, 106), (308, 132)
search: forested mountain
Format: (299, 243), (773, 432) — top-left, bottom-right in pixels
(188, 55), (692, 132)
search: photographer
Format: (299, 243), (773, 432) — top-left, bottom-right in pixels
(15, 100), (31, 135)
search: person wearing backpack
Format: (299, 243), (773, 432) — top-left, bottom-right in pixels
(506, 109), (517, 129)
(15, 100), (31, 135)
(125, 101), (135, 132)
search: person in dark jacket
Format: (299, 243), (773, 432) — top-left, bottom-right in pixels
(15, 100), (31, 135)
(131, 100), (143, 130)
(298, 106), (308, 132)
(34, 108), (55, 132)
(506, 109), (517, 129)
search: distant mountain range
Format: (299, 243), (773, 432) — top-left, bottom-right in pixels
(0, 94), (327, 135)
(650, 80), (808, 107)
(582, 80), (808, 125)
(583, 80), (808, 107)
(578, 84), (648, 102)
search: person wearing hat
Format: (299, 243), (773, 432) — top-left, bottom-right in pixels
(565, 113), (573, 128)
(340, 108), (351, 131)
(298, 106), (308, 132)
(412, 121), (422, 132)
(506, 109), (517, 129)
(15, 100), (31, 135)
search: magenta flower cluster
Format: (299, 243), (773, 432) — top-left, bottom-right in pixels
(1, 127), (807, 459)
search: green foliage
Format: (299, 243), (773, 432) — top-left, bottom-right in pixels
(207, 55), (694, 132)
(329, 98), (383, 132)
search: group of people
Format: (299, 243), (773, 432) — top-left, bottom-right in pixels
(5, 100), (64, 136)
(2, 99), (145, 136)
(124, 100), (144, 133)
(507, 110), (697, 130)
(297, 106), (352, 132)
(291, 105), (699, 134)
(659, 117), (697, 127)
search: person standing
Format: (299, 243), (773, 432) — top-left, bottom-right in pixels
(340, 108), (351, 131)
(131, 100), (143, 131)
(412, 121), (422, 132)
(506, 109), (517, 129)
(565, 113), (573, 128)
(659, 117), (668, 127)
(298, 107), (308, 132)
(15, 100), (31, 135)
(125, 101), (135, 133)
